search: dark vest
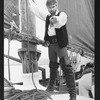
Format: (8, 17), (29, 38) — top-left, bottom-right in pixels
(44, 12), (69, 48)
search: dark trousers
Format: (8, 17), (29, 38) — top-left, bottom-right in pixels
(48, 43), (70, 63)
(48, 43), (76, 99)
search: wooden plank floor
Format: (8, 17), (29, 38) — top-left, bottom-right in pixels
(4, 63), (94, 100)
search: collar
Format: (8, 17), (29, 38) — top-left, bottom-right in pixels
(49, 10), (59, 16)
(55, 10), (59, 15)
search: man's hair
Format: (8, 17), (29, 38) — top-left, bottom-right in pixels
(46, 0), (57, 6)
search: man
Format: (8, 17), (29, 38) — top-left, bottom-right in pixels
(28, 0), (76, 100)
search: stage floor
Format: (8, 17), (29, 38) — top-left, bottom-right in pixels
(4, 64), (94, 100)
(12, 84), (93, 100)
(10, 84), (94, 100)
(51, 94), (93, 100)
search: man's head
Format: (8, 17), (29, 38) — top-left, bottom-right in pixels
(46, 0), (58, 15)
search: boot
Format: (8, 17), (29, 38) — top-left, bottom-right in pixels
(63, 66), (76, 100)
(46, 62), (59, 92)
(60, 57), (76, 100)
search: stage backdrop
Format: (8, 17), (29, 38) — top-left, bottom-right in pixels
(58, 0), (94, 54)
(4, 0), (94, 55)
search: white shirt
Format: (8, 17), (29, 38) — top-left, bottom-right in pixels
(28, 0), (67, 36)
(48, 10), (67, 36)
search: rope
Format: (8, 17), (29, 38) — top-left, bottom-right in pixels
(31, 60), (53, 100)
(69, 51), (79, 72)
(25, 0), (37, 90)
(7, 89), (52, 100)
(26, 0), (30, 56)
(31, 61), (38, 90)
(8, 32), (11, 80)
(7, 20), (15, 80)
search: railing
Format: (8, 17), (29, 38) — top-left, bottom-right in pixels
(4, 54), (46, 85)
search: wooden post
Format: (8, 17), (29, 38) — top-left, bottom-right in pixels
(18, 0), (41, 73)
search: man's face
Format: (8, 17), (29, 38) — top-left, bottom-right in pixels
(47, 4), (58, 15)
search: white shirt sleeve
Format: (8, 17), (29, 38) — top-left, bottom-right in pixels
(54, 12), (67, 28)
(28, 0), (48, 21)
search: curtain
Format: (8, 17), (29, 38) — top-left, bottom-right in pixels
(58, 0), (94, 54)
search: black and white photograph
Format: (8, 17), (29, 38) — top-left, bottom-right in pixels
(4, 0), (94, 100)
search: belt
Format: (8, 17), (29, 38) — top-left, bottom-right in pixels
(49, 36), (57, 44)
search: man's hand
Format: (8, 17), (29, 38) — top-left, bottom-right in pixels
(37, 40), (50, 47)
(50, 16), (58, 24)
(42, 41), (50, 47)
(49, 16), (58, 28)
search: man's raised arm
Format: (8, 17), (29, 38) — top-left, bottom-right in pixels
(28, 0), (48, 21)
